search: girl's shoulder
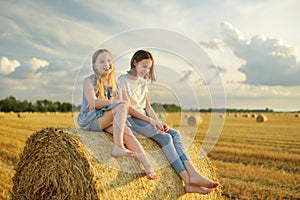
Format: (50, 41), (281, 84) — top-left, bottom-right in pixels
(83, 74), (97, 85)
(117, 74), (127, 81)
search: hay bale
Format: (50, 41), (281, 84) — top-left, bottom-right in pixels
(11, 127), (97, 200)
(187, 115), (203, 126)
(256, 114), (268, 123)
(187, 115), (197, 126)
(12, 127), (222, 200)
(295, 114), (299, 118)
(17, 113), (26, 118)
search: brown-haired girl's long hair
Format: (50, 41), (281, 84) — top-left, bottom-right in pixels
(92, 49), (117, 99)
(128, 50), (156, 81)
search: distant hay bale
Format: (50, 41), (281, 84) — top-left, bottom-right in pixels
(256, 114), (268, 123)
(234, 113), (239, 117)
(187, 115), (197, 126)
(295, 114), (299, 118)
(17, 113), (26, 118)
(12, 127), (222, 200)
(187, 115), (203, 126)
(251, 114), (257, 118)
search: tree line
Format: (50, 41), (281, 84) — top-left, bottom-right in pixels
(0, 96), (80, 112)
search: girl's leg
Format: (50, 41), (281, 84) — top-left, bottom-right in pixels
(167, 129), (219, 188)
(176, 168), (212, 194)
(130, 117), (219, 189)
(123, 126), (157, 180)
(104, 125), (157, 180)
(128, 117), (185, 173)
(98, 105), (135, 157)
(184, 160), (220, 189)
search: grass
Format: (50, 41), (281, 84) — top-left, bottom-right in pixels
(0, 112), (299, 199)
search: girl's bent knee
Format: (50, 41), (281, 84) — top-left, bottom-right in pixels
(114, 103), (128, 113)
(124, 127), (134, 136)
(154, 133), (172, 146)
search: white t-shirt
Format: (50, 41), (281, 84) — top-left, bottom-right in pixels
(118, 74), (149, 115)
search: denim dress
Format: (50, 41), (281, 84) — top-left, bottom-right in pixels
(77, 74), (121, 131)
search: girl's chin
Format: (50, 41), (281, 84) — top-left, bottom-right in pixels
(102, 70), (112, 75)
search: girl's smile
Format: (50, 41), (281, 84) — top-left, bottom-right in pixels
(134, 58), (152, 78)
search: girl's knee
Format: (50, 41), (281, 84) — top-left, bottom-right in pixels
(124, 126), (134, 136)
(156, 133), (172, 146)
(114, 102), (128, 113)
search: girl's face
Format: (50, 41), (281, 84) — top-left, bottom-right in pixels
(134, 58), (152, 78)
(94, 52), (113, 76)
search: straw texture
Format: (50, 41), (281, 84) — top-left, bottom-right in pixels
(12, 127), (222, 200)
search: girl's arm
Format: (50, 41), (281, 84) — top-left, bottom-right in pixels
(119, 89), (152, 123)
(119, 89), (167, 129)
(83, 77), (117, 110)
(145, 94), (160, 121)
(145, 94), (168, 132)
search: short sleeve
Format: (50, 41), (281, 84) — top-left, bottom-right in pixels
(145, 82), (149, 94)
(117, 74), (127, 91)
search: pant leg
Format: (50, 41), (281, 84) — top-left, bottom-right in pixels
(167, 128), (190, 161)
(128, 117), (186, 174)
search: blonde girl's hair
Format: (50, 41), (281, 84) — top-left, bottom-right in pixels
(92, 49), (117, 99)
(128, 50), (156, 81)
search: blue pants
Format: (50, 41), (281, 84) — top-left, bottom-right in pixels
(128, 117), (190, 174)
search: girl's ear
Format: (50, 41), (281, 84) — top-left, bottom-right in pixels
(133, 60), (137, 67)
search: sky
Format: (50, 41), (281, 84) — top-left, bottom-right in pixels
(1, 0), (300, 111)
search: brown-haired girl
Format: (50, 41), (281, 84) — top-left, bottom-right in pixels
(118, 49), (220, 193)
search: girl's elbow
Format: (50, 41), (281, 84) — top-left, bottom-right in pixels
(88, 104), (95, 110)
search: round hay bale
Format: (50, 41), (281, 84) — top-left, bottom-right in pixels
(187, 115), (197, 126)
(17, 113), (26, 118)
(11, 127), (98, 200)
(234, 113), (239, 117)
(12, 127), (222, 200)
(243, 114), (249, 118)
(251, 114), (257, 118)
(295, 114), (299, 118)
(256, 114), (268, 123)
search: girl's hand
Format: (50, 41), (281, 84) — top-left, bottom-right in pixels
(162, 124), (169, 132)
(149, 118), (164, 132)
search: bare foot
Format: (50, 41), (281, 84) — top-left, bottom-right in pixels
(185, 184), (213, 194)
(111, 146), (136, 157)
(189, 173), (220, 189)
(144, 165), (157, 180)
(146, 171), (158, 180)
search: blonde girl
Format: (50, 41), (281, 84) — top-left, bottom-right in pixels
(77, 49), (157, 179)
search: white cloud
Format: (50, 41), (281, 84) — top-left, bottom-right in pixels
(0, 57), (20, 74)
(8, 57), (49, 79)
(0, 1), (109, 59)
(203, 22), (300, 86)
(236, 35), (300, 86)
(28, 57), (49, 72)
(220, 21), (247, 47)
(0, 57), (79, 103)
(200, 39), (224, 50)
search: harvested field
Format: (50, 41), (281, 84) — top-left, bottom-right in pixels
(0, 112), (299, 199)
